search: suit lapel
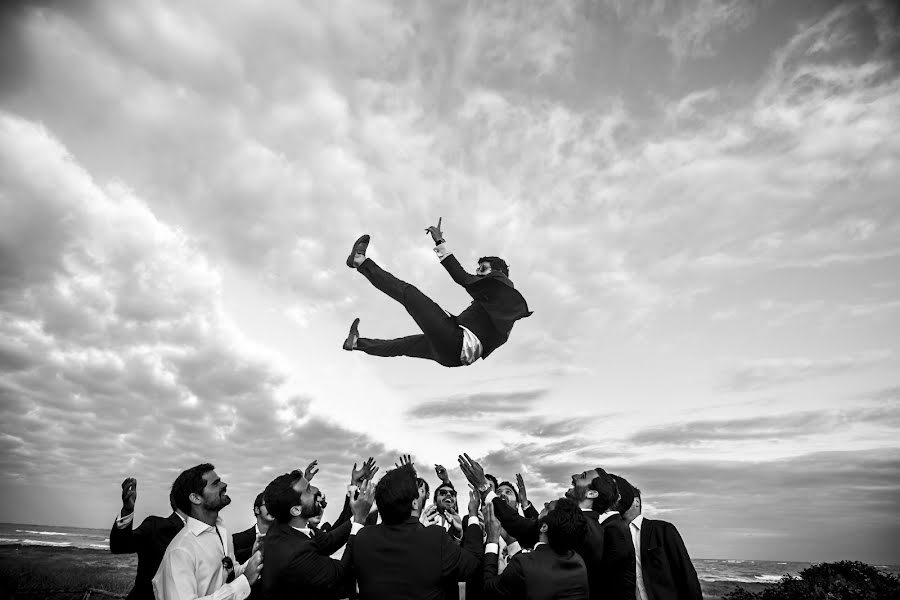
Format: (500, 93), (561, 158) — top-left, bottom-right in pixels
(640, 518), (652, 551)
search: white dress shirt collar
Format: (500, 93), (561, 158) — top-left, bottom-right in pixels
(597, 510), (619, 524)
(186, 516), (222, 536)
(631, 513), (644, 530)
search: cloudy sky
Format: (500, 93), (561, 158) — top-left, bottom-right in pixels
(1, 0), (899, 564)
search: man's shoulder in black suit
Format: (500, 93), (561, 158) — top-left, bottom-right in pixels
(232, 525), (257, 564)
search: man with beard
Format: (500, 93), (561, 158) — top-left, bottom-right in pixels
(482, 498), (589, 599)
(153, 464), (263, 600)
(422, 481), (463, 540)
(569, 468), (636, 600)
(261, 468), (375, 600)
(110, 477), (186, 600)
(458, 455), (635, 600)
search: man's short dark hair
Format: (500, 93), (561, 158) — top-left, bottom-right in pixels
(485, 473), (499, 490)
(497, 481), (519, 502)
(589, 468), (618, 513)
(541, 497), (587, 554)
(433, 481), (456, 505)
(263, 473), (304, 523)
(610, 474), (635, 515)
(253, 492), (265, 510)
(375, 464), (419, 525)
(478, 256), (509, 277)
(171, 463), (215, 515)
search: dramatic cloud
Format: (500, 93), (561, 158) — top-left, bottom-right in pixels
(722, 351), (894, 392)
(408, 390), (548, 419)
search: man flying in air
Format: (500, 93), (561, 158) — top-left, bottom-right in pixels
(343, 218), (531, 367)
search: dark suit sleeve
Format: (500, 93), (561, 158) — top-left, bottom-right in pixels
(290, 543), (352, 596)
(605, 522), (636, 600)
(314, 519), (353, 557)
(491, 497), (539, 549)
(442, 523), (484, 581)
(331, 493), (353, 531)
(439, 254), (477, 288)
(664, 523), (702, 600)
(109, 515), (136, 554)
(482, 552), (525, 599)
(522, 503), (539, 520)
(233, 529), (255, 565)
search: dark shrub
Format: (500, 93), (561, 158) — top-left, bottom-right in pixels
(722, 561), (900, 600)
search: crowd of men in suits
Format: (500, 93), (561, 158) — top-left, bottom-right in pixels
(110, 454), (702, 600)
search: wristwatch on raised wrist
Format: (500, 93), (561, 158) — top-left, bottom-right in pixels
(434, 238), (445, 246)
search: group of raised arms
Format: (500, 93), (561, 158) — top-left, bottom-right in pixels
(111, 453), (703, 600)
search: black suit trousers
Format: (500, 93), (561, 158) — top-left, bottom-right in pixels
(355, 258), (462, 366)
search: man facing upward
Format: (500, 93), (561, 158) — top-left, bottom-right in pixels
(619, 480), (702, 600)
(343, 218), (532, 367)
(482, 498), (589, 600)
(110, 477), (186, 600)
(261, 469), (374, 600)
(153, 464), (262, 600)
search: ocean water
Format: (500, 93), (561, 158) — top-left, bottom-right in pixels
(1, 522), (898, 585)
(0, 522), (110, 551)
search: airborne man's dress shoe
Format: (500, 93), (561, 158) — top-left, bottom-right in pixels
(346, 234), (371, 268)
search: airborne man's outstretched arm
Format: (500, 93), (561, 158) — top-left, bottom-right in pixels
(425, 217), (475, 287)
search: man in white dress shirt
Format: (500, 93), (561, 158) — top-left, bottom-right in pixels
(153, 463), (263, 600)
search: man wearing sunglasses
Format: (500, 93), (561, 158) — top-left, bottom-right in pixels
(153, 463), (263, 600)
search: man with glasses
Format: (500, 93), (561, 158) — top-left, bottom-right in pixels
(153, 463), (263, 600)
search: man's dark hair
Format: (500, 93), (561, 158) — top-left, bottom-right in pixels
(375, 464), (419, 525)
(433, 481), (456, 505)
(171, 463), (215, 515)
(589, 468), (618, 513)
(253, 492), (265, 510)
(541, 497), (587, 554)
(169, 490), (178, 513)
(485, 473), (499, 490)
(610, 474), (635, 515)
(263, 473), (304, 523)
(478, 256), (509, 277)
(497, 481), (519, 502)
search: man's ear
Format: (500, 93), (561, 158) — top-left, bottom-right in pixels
(189, 492), (203, 506)
(585, 489), (598, 500)
(253, 506), (261, 517)
(539, 522), (548, 535)
(289, 505), (302, 518)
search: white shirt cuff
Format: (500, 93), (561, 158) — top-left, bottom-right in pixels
(485, 542), (500, 555)
(464, 515), (483, 528)
(232, 574), (252, 600)
(115, 512), (134, 529)
(433, 243), (451, 261)
(350, 522), (364, 535)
